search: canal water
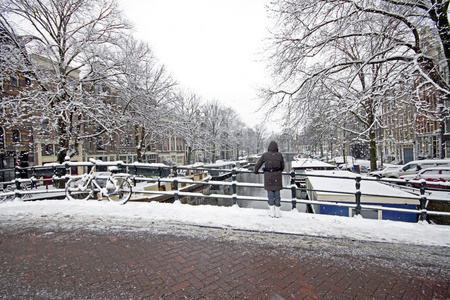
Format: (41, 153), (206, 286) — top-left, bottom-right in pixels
(179, 161), (307, 212)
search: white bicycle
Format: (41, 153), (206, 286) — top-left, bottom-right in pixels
(65, 159), (132, 205)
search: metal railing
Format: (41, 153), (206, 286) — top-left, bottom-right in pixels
(1, 161), (450, 223)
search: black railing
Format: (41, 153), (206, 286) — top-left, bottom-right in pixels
(1, 161), (450, 223)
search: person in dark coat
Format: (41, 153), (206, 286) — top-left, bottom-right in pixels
(254, 141), (285, 217)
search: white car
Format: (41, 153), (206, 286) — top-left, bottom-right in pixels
(369, 165), (403, 178)
(391, 159), (450, 178)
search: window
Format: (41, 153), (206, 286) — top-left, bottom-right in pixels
(124, 137), (131, 147)
(148, 154), (157, 163)
(0, 127), (4, 149)
(96, 123), (103, 133)
(97, 137), (105, 150)
(441, 170), (450, 175)
(422, 170), (439, 175)
(94, 84), (103, 95)
(403, 164), (417, 171)
(12, 129), (20, 143)
(42, 144), (54, 156)
(40, 118), (50, 135)
(445, 118), (450, 134)
(10, 76), (17, 86)
(445, 141), (450, 158)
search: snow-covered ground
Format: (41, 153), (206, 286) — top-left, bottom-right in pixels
(0, 199), (449, 247)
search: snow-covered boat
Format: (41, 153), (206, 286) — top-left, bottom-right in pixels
(304, 170), (420, 222)
(131, 167), (211, 203)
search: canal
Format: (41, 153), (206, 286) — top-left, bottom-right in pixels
(180, 161), (307, 212)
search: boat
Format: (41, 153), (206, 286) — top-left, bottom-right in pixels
(292, 158), (337, 200)
(131, 164), (211, 203)
(204, 160), (235, 180)
(304, 170), (420, 222)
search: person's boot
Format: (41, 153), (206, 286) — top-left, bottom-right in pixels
(275, 206), (281, 218)
(269, 205), (275, 217)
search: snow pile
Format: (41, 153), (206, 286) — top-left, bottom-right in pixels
(0, 199), (449, 247)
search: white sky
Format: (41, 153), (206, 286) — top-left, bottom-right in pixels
(117, 0), (278, 130)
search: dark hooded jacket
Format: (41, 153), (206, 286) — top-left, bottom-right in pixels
(254, 141), (285, 191)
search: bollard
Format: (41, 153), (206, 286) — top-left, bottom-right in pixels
(419, 181), (427, 222)
(31, 168), (37, 189)
(14, 167), (21, 189)
(64, 157), (70, 175)
(232, 168), (237, 206)
(14, 167), (21, 199)
(52, 166), (58, 189)
(173, 165), (179, 202)
(64, 157), (70, 185)
(290, 170), (297, 210)
(117, 161), (124, 173)
(14, 179), (21, 199)
(355, 176), (361, 216)
(173, 165), (177, 177)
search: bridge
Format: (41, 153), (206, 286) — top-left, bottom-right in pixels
(1, 160), (449, 224)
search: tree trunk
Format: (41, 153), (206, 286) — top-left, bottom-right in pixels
(369, 128), (377, 171)
(135, 124), (142, 163)
(186, 145), (192, 165)
(56, 116), (68, 164)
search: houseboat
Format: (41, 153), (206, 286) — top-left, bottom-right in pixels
(292, 158), (337, 200)
(304, 170), (419, 222)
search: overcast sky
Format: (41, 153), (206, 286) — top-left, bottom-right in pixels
(118, 0), (278, 130)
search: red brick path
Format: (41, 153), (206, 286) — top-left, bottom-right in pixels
(0, 225), (448, 299)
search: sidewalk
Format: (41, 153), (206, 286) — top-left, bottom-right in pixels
(0, 224), (449, 299)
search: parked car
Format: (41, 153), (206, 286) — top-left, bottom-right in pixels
(388, 159), (450, 178)
(400, 167), (450, 189)
(369, 165), (403, 179)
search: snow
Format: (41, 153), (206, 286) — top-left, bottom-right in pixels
(292, 158), (336, 169)
(0, 199), (449, 247)
(306, 170), (419, 203)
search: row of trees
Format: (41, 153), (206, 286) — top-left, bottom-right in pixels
(0, 0), (270, 165)
(263, 0), (450, 170)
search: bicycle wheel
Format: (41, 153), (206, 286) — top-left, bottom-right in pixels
(66, 177), (92, 201)
(21, 183), (33, 199)
(106, 176), (132, 204)
(0, 193), (15, 202)
(1, 185), (16, 202)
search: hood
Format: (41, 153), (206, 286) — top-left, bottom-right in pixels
(268, 141), (279, 152)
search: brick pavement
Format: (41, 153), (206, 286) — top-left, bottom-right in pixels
(0, 224), (449, 299)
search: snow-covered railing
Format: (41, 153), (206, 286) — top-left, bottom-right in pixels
(1, 160), (450, 224)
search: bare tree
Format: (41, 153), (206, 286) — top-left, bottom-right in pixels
(264, 0), (449, 170)
(200, 100), (227, 162)
(172, 90), (205, 164)
(198, 100), (248, 162)
(113, 36), (177, 162)
(253, 124), (267, 155)
(1, 0), (131, 163)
